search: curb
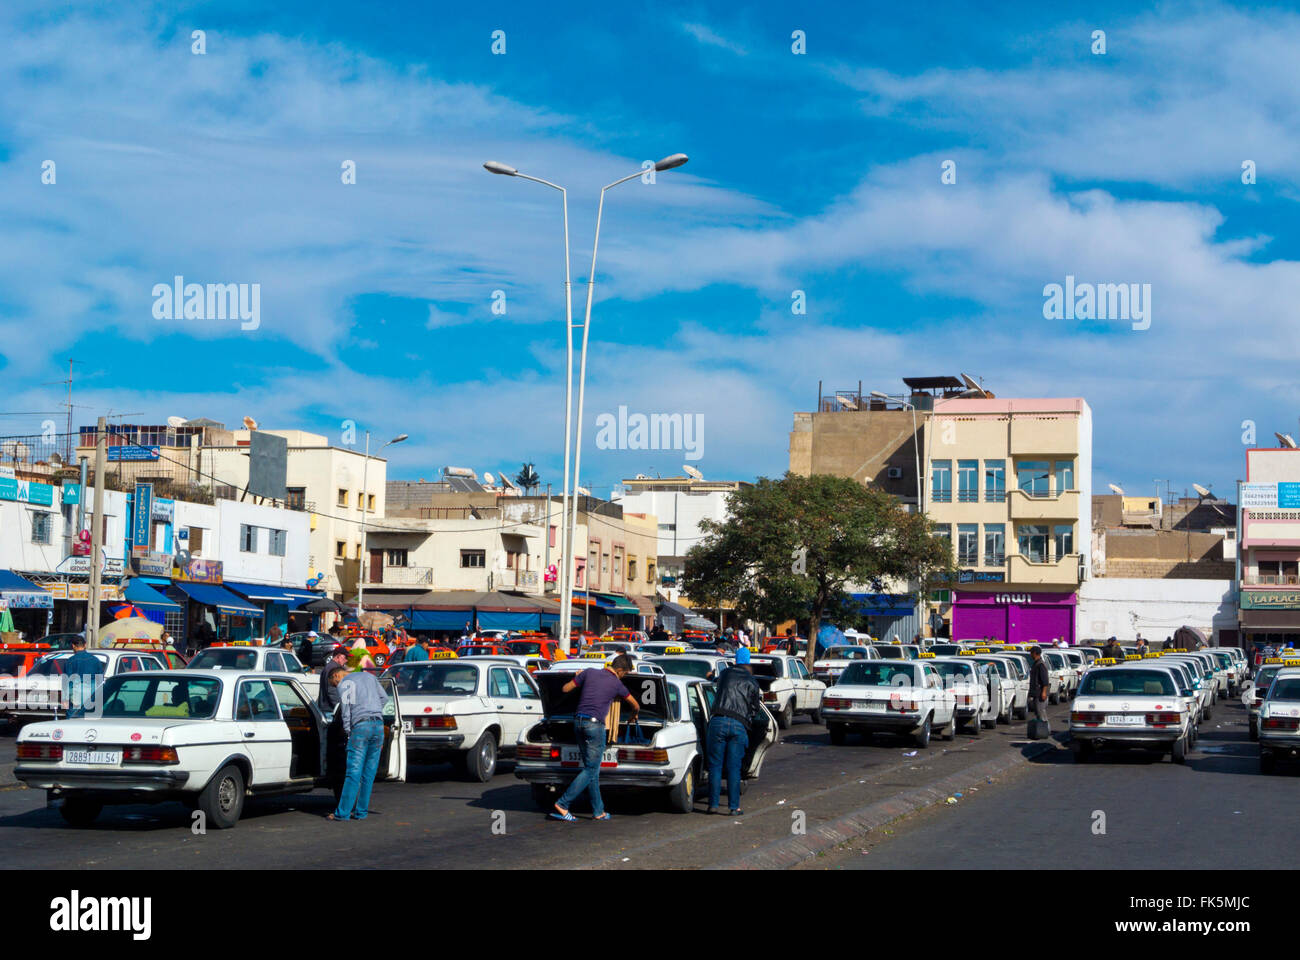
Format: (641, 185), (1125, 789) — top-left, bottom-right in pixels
(721, 737), (1061, 869)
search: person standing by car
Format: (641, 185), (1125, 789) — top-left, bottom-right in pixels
(1102, 636), (1124, 660)
(1134, 635), (1148, 656)
(551, 653), (641, 822)
(65, 635), (106, 717)
(706, 647), (762, 816)
(327, 665), (389, 821)
(404, 636), (430, 662)
(1028, 645), (1050, 730)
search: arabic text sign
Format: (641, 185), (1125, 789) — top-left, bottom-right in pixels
(132, 484), (153, 555)
(107, 445), (160, 462)
(0, 477), (55, 506)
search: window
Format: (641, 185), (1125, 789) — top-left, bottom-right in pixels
(268, 528), (287, 557)
(932, 523), (951, 546)
(984, 524), (1006, 565)
(286, 487), (306, 510)
(240, 524), (258, 553)
(628, 558), (638, 582)
(488, 667), (517, 698)
(957, 524), (979, 565)
(512, 669), (540, 699)
(337, 489), (348, 507)
(236, 679), (280, 721)
(1017, 461), (1051, 498)
(647, 562), (656, 584)
(984, 460), (1006, 502)
(31, 511), (52, 545)
(931, 460), (952, 502)
(1053, 524), (1074, 559)
(336, 540), (346, 559)
(1055, 460), (1074, 494)
(356, 491), (363, 511)
(265, 652), (284, 672)
(957, 460), (979, 502)
(658, 523), (676, 531)
(188, 527), (205, 555)
(460, 550), (486, 568)
(367, 493), (376, 512)
(602, 552), (609, 573)
(386, 549), (408, 567)
(354, 543), (362, 559)
(1018, 524), (1049, 563)
(549, 525), (557, 548)
(506, 551), (516, 570)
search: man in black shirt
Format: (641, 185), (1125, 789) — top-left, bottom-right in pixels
(1028, 645), (1051, 730)
(706, 649), (763, 816)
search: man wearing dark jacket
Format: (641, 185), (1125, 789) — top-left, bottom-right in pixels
(1102, 636), (1124, 660)
(706, 647), (762, 816)
(1028, 645), (1051, 731)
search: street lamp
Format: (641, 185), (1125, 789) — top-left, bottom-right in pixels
(485, 153), (688, 653)
(357, 432), (408, 619)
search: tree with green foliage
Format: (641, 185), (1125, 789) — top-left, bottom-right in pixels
(680, 473), (954, 669)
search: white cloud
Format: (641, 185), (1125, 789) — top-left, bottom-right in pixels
(679, 21), (748, 56)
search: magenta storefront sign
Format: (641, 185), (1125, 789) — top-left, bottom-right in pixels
(951, 591), (1077, 645)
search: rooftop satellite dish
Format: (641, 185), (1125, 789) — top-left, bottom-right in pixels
(166, 416), (185, 428)
(498, 472), (516, 490)
(683, 465), (704, 481)
(1276, 432), (1297, 449)
(482, 472), (495, 485)
(635, 474), (648, 480)
(959, 373), (987, 397)
(242, 416), (258, 431)
(48, 452), (63, 465)
(1192, 483), (1211, 498)
(575, 485), (590, 497)
(1108, 483), (1125, 496)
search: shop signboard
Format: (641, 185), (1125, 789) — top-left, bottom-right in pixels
(958, 569), (1005, 583)
(132, 483), (153, 556)
(1240, 590), (1300, 610)
(61, 484), (80, 505)
(55, 554), (125, 577)
(1280, 483), (1300, 509)
(151, 497), (174, 522)
(107, 445), (160, 462)
(174, 558), (223, 584)
(0, 477), (54, 506)
(1243, 483), (1279, 509)
(42, 582), (124, 602)
(134, 552), (174, 577)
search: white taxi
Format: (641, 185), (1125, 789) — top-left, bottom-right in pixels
(1159, 654), (1217, 720)
(0, 648), (169, 724)
(382, 654), (542, 782)
(748, 653), (826, 728)
(186, 644), (320, 698)
(1257, 667), (1300, 774)
(14, 670), (406, 828)
(1068, 662), (1192, 763)
(929, 655), (996, 734)
(812, 645), (880, 685)
(970, 654), (1023, 723)
(1242, 658), (1294, 741)
(515, 672), (777, 813)
(1041, 649), (1075, 701)
(646, 651), (733, 681)
(821, 659), (957, 748)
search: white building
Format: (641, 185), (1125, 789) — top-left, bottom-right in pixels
(1076, 578), (1237, 645)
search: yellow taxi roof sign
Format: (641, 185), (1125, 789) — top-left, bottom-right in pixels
(957, 650), (976, 656)
(583, 651), (609, 659)
(1285, 659), (1300, 668)
(1265, 657), (1283, 664)
(1143, 652), (1163, 658)
(918, 651), (935, 658)
(1095, 657), (1117, 665)
(1124, 654), (1142, 661)
(974, 647), (992, 653)
(428, 650), (457, 659)
(664, 646), (685, 654)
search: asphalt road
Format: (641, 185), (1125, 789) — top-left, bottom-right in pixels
(0, 704), (1063, 869)
(811, 698), (1277, 870)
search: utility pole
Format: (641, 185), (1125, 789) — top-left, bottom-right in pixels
(543, 482), (552, 595)
(86, 417), (107, 645)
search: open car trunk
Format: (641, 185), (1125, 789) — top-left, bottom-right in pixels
(532, 672), (672, 745)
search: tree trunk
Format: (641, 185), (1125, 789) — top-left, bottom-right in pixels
(805, 607), (821, 671)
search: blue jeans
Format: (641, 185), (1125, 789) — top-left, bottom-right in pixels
(334, 719), (384, 819)
(707, 716), (747, 811)
(557, 719), (607, 817)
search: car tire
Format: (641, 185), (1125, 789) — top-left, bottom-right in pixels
(913, 716), (931, 749)
(530, 784), (557, 812)
(373, 654), (387, 667)
(809, 708), (823, 726)
(998, 702), (1011, 724)
(776, 702), (792, 730)
(1260, 751), (1277, 775)
(463, 731), (498, 782)
(1203, 705), (1213, 722)
(966, 714), (981, 737)
(828, 723), (847, 746)
(59, 795), (102, 827)
(1171, 735), (1187, 765)
(668, 763), (697, 813)
(198, 763), (246, 829)
(1049, 692), (1059, 705)
(943, 716), (956, 741)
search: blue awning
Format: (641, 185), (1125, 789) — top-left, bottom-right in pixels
(478, 610), (541, 631)
(851, 593), (916, 616)
(409, 608), (471, 631)
(123, 579), (180, 610)
(0, 569), (53, 608)
(171, 581), (262, 616)
(223, 580), (322, 609)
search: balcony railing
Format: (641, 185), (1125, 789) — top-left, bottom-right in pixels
(364, 565), (433, 586)
(1243, 574), (1300, 586)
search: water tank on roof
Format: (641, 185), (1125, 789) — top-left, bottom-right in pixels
(910, 393), (934, 411)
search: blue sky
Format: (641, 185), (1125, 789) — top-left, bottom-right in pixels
(1, 1), (1298, 501)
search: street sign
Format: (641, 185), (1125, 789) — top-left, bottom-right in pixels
(56, 554), (126, 577)
(107, 445), (160, 462)
(132, 483), (153, 556)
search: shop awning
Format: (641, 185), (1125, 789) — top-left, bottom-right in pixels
(224, 580), (324, 609)
(594, 592), (640, 615)
(0, 570), (53, 608)
(171, 581), (262, 616)
(851, 592), (916, 616)
(123, 579), (180, 610)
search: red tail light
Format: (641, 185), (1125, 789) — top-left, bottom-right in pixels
(824, 697), (851, 709)
(762, 692), (777, 702)
(516, 744), (560, 760)
(123, 746), (179, 764)
(616, 747), (669, 764)
(1263, 716), (1300, 731)
(411, 716), (457, 730)
(1145, 712), (1181, 727)
(16, 742), (62, 760)
(890, 699), (919, 712)
(1071, 712), (1105, 726)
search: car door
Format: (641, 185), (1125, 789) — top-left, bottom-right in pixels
(789, 658), (810, 710)
(486, 665), (529, 749)
(234, 678), (292, 785)
(377, 676), (406, 782)
(511, 667), (542, 736)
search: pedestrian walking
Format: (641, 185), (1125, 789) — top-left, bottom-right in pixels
(299, 630), (316, 667)
(267, 624), (282, 645)
(706, 646), (762, 816)
(326, 665), (389, 821)
(1028, 644), (1050, 732)
(550, 654), (640, 821)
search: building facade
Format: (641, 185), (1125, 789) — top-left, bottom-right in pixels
(1238, 448), (1300, 647)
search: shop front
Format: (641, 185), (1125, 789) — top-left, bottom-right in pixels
(852, 592), (920, 642)
(1238, 591), (1300, 652)
(223, 580), (326, 638)
(0, 570), (54, 641)
(951, 589), (1077, 645)
(166, 560), (264, 643)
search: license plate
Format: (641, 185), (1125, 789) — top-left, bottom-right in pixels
(64, 750), (122, 765)
(561, 747), (618, 764)
(1105, 715), (1144, 726)
(401, 721), (413, 734)
(862, 701), (886, 712)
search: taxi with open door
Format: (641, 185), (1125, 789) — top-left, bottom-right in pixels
(187, 645), (320, 699)
(1068, 661), (1192, 763)
(14, 670), (406, 828)
(515, 672), (777, 814)
(821, 659), (957, 747)
(970, 653), (1022, 723)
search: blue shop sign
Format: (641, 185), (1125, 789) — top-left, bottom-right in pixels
(0, 477), (54, 506)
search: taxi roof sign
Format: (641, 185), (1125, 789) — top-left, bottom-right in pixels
(663, 646), (685, 654)
(957, 650), (976, 656)
(974, 647), (992, 653)
(1142, 652), (1163, 658)
(1265, 657), (1284, 664)
(918, 651), (935, 658)
(428, 650), (457, 659)
(1285, 659), (1300, 668)
(1124, 654), (1142, 661)
(1095, 657), (1118, 665)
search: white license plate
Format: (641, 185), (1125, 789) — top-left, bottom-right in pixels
(401, 721), (413, 734)
(1105, 715), (1144, 726)
(561, 747), (619, 764)
(64, 750), (122, 765)
(861, 701), (886, 712)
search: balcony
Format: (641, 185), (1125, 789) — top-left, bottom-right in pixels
(1243, 575), (1300, 586)
(1009, 416), (1077, 456)
(1007, 553), (1081, 586)
(1008, 488), (1079, 521)
(493, 569), (540, 591)
(363, 565), (433, 587)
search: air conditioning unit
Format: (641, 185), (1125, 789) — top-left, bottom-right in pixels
(887, 467), (903, 479)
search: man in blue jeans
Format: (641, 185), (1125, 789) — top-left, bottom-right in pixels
(327, 665), (389, 821)
(551, 654), (640, 822)
(706, 648), (762, 816)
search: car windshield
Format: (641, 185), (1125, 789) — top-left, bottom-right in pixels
(385, 662), (479, 695)
(509, 642), (543, 655)
(656, 659), (716, 679)
(975, 658), (1008, 677)
(932, 661), (975, 680)
(1079, 670), (1175, 697)
(839, 662), (919, 686)
(1045, 652), (1067, 668)
(826, 647), (870, 660)
(188, 649), (260, 670)
(29, 653), (107, 676)
(1256, 668), (1281, 693)
(100, 675), (222, 719)
(930, 645), (961, 655)
(1268, 678), (1300, 701)
(0, 653), (28, 674)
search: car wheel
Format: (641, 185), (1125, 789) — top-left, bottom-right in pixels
(373, 654), (387, 667)
(776, 701), (792, 730)
(59, 796), (102, 827)
(1260, 751), (1277, 775)
(463, 731), (498, 782)
(943, 715), (956, 741)
(1171, 735), (1187, 765)
(530, 783), (557, 812)
(966, 714), (981, 737)
(198, 763), (246, 829)
(998, 702), (1011, 724)
(1203, 705), (1213, 721)
(1049, 692), (1059, 705)
(668, 763), (697, 813)
(827, 723), (847, 746)
(913, 716), (931, 749)
(809, 708), (823, 726)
